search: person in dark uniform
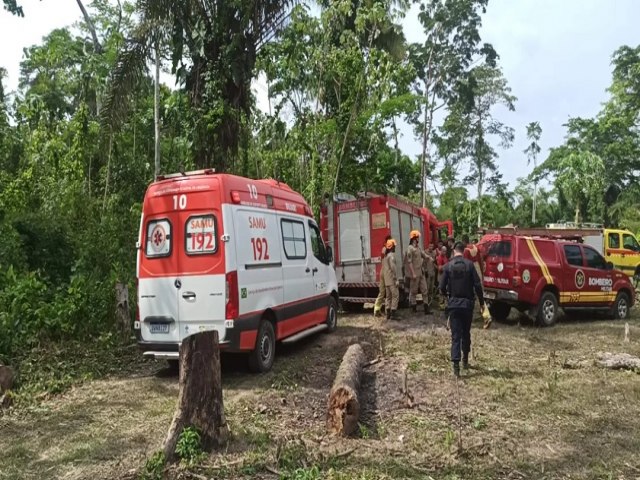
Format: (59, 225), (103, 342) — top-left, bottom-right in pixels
(439, 241), (486, 377)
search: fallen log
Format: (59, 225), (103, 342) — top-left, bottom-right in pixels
(162, 330), (228, 462)
(597, 352), (640, 370)
(327, 344), (366, 436)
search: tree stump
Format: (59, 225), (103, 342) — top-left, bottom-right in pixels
(0, 364), (14, 394)
(162, 330), (227, 462)
(115, 282), (130, 340)
(327, 344), (366, 436)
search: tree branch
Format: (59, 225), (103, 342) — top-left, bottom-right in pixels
(75, 0), (103, 54)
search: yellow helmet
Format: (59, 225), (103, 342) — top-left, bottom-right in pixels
(410, 230), (421, 240)
(385, 239), (397, 250)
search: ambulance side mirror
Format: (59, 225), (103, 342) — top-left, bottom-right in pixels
(326, 246), (333, 263)
(606, 261), (614, 270)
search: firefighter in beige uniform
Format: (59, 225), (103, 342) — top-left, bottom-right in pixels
(373, 235), (393, 317)
(382, 239), (399, 320)
(405, 230), (431, 314)
(423, 246), (436, 312)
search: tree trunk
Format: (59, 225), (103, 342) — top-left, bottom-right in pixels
(115, 282), (130, 340)
(154, 39), (161, 178)
(477, 167), (483, 228)
(532, 156), (538, 224)
(75, 0), (102, 54)
(327, 344), (366, 436)
(163, 330), (227, 462)
(574, 202), (580, 224)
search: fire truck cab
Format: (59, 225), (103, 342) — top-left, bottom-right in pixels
(320, 192), (452, 310)
(135, 170), (339, 372)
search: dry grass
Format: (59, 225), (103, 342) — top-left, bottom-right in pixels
(2, 309), (640, 480)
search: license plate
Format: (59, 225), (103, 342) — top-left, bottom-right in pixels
(150, 323), (170, 334)
(485, 291), (496, 300)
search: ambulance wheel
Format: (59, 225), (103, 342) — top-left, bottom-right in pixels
(248, 320), (276, 373)
(326, 297), (338, 333)
(611, 292), (630, 320)
(537, 291), (558, 327)
(488, 301), (511, 322)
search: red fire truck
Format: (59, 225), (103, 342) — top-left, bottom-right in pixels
(320, 192), (453, 310)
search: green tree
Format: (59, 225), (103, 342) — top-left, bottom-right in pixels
(103, 0), (295, 173)
(537, 44), (640, 226)
(408, 0), (496, 207)
(555, 151), (605, 224)
(437, 65), (515, 227)
(524, 121), (542, 223)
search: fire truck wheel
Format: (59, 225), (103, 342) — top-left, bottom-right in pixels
(488, 301), (511, 322)
(611, 292), (630, 320)
(326, 297), (338, 333)
(248, 319), (276, 373)
(536, 291), (558, 327)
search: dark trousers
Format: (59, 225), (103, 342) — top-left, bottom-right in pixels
(449, 308), (473, 363)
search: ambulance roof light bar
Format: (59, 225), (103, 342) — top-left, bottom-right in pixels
(156, 168), (216, 181)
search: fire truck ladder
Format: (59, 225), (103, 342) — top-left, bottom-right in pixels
(359, 209), (373, 282)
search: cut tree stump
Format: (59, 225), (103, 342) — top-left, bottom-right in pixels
(327, 344), (366, 436)
(115, 282), (130, 340)
(0, 364), (14, 394)
(597, 352), (640, 370)
(163, 330), (228, 462)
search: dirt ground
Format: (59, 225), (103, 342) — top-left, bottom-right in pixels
(2, 308), (640, 480)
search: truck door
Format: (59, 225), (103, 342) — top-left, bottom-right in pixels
(280, 216), (316, 336)
(621, 231), (640, 277)
(561, 244), (584, 306)
(139, 216), (181, 344)
(177, 208), (227, 342)
(581, 245), (614, 305)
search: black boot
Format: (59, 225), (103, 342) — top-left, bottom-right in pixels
(424, 303), (431, 315)
(462, 357), (470, 370)
(453, 362), (460, 377)
(390, 310), (398, 320)
(386, 309), (391, 320)
(412, 304), (417, 313)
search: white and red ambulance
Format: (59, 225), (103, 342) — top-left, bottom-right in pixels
(134, 170), (339, 372)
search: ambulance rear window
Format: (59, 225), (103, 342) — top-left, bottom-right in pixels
(185, 215), (217, 255)
(145, 219), (171, 258)
(487, 241), (511, 257)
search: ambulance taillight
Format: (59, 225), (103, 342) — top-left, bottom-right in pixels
(226, 271), (239, 319)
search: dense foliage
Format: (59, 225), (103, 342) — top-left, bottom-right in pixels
(1, 0), (639, 374)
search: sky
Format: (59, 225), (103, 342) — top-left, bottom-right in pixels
(1, 0), (639, 189)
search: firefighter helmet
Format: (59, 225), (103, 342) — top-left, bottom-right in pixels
(410, 230), (421, 240)
(385, 239), (397, 250)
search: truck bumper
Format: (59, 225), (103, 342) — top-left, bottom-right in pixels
(484, 288), (519, 303)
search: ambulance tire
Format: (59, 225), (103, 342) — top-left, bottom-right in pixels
(326, 297), (338, 333)
(611, 292), (630, 320)
(248, 319), (276, 373)
(536, 291), (558, 327)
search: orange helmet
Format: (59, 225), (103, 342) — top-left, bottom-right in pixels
(410, 230), (421, 240)
(385, 239), (397, 250)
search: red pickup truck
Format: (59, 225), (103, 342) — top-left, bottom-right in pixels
(480, 233), (635, 326)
